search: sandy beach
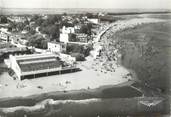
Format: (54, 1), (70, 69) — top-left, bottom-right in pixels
(0, 62), (131, 98)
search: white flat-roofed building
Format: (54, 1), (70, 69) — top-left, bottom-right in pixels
(59, 33), (69, 43)
(87, 18), (99, 24)
(9, 53), (77, 80)
(48, 41), (66, 53)
(0, 31), (11, 42)
(62, 26), (75, 34)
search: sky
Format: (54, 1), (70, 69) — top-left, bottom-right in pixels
(1, 0), (171, 9)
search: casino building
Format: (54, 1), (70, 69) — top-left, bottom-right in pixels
(9, 53), (77, 80)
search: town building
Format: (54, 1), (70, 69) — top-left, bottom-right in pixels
(0, 47), (32, 60)
(74, 25), (81, 33)
(10, 35), (28, 47)
(68, 33), (90, 44)
(0, 29), (28, 47)
(62, 26), (75, 34)
(7, 16), (27, 23)
(9, 53), (77, 80)
(60, 33), (90, 45)
(87, 18), (99, 24)
(0, 32), (10, 42)
(59, 23), (91, 45)
(0, 28), (11, 42)
(59, 33), (69, 43)
(48, 41), (66, 53)
(75, 33), (89, 43)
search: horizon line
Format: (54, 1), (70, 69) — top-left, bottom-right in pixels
(1, 7), (171, 10)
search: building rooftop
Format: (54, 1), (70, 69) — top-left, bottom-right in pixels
(15, 53), (56, 60)
(15, 53), (63, 72)
(48, 41), (65, 45)
(19, 60), (62, 72)
(0, 47), (28, 53)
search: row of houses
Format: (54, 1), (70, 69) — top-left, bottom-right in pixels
(0, 28), (28, 46)
(60, 25), (88, 43)
(7, 16), (29, 23)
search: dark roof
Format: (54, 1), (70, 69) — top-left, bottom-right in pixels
(19, 59), (62, 72)
(17, 57), (62, 72)
(17, 56), (57, 63)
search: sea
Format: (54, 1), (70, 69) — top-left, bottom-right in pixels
(0, 8), (170, 15)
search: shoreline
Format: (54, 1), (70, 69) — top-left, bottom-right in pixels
(0, 96), (169, 116)
(0, 80), (142, 107)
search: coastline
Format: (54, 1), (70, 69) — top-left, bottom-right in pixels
(0, 80), (141, 107)
(0, 96), (168, 116)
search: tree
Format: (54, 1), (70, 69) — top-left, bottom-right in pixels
(61, 20), (74, 27)
(87, 23), (92, 35)
(68, 33), (76, 42)
(47, 15), (61, 24)
(27, 35), (48, 49)
(29, 28), (36, 35)
(24, 17), (30, 25)
(8, 22), (17, 32)
(30, 15), (39, 22)
(16, 22), (25, 31)
(41, 39), (48, 49)
(85, 13), (93, 18)
(40, 24), (60, 41)
(49, 24), (60, 40)
(71, 53), (85, 61)
(0, 16), (8, 23)
(63, 13), (67, 16)
(35, 18), (44, 26)
(40, 15), (61, 27)
(41, 20), (49, 27)
(80, 23), (92, 35)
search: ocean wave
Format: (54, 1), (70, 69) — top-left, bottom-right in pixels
(0, 98), (100, 113)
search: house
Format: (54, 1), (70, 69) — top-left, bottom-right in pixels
(48, 41), (66, 53)
(74, 25), (81, 33)
(62, 26), (75, 34)
(0, 28), (11, 42)
(7, 16), (26, 23)
(87, 18), (99, 24)
(0, 28), (28, 46)
(21, 30), (28, 34)
(9, 53), (77, 80)
(60, 33), (89, 45)
(10, 34), (28, 46)
(75, 33), (89, 43)
(0, 32), (10, 42)
(59, 33), (69, 43)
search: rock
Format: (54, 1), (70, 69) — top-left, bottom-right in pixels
(37, 86), (43, 89)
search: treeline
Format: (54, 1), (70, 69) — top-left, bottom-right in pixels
(0, 16), (8, 24)
(66, 43), (93, 61)
(107, 11), (171, 16)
